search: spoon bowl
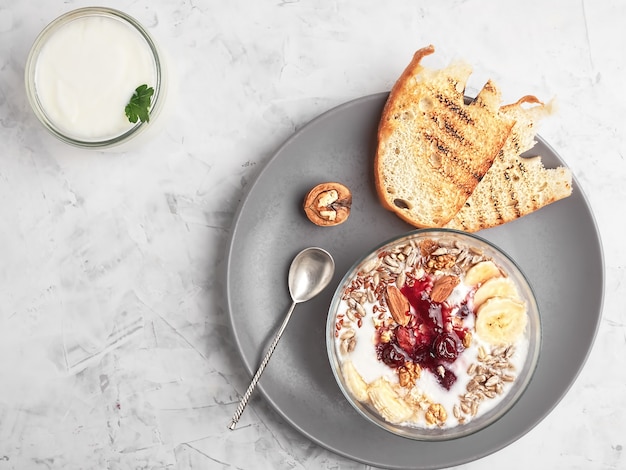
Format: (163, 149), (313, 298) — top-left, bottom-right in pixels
(289, 247), (336, 303)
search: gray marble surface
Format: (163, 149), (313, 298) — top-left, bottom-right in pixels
(0, 0), (624, 469)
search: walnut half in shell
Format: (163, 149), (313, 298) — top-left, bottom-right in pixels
(303, 182), (352, 226)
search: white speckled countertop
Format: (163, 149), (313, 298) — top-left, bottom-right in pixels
(0, 1), (624, 469)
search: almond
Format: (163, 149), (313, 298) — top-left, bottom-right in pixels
(431, 275), (460, 303)
(386, 285), (411, 326)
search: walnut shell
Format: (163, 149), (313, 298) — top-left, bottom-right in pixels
(303, 182), (352, 226)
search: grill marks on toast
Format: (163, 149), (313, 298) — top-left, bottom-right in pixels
(497, 148), (524, 222)
(434, 92), (474, 126)
(422, 130), (479, 198)
(375, 45), (517, 227)
(425, 93), (490, 198)
(375, 46), (573, 231)
(432, 145), (481, 197)
(445, 96), (573, 232)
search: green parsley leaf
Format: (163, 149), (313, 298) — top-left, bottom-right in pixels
(125, 84), (154, 124)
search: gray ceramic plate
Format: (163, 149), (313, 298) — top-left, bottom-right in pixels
(226, 93), (604, 469)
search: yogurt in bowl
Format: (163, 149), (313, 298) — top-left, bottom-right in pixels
(326, 229), (541, 440)
(25, 7), (165, 149)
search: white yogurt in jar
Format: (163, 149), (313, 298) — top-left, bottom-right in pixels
(26, 8), (162, 146)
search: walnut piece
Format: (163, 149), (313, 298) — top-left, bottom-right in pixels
(462, 331), (472, 348)
(398, 361), (421, 388)
(303, 182), (352, 226)
(425, 403), (448, 426)
(426, 253), (457, 272)
(419, 239), (438, 257)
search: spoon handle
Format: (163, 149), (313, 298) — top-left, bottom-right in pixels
(228, 301), (297, 430)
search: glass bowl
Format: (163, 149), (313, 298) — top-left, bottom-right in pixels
(24, 7), (165, 149)
(326, 228), (541, 440)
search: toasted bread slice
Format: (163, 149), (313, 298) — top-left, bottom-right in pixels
(444, 96), (573, 232)
(374, 45), (515, 228)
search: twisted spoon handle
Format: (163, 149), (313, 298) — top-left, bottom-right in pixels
(228, 301), (297, 430)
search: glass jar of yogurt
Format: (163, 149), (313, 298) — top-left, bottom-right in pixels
(25, 7), (165, 149)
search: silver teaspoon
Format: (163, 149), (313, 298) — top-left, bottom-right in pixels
(228, 246), (335, 430)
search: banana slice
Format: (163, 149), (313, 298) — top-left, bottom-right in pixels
(464, 260), (502, 286)
(367, 377), (413, 424)
(473, 276), (520, 308)
(475, 297), (527, 345)
(342, 361), (369, 403)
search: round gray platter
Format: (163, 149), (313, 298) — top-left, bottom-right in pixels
(226, 93), (604, 469)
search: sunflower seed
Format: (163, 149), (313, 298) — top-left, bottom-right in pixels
(340, 329), (355, 340)
(485, 375), (500, 388)
(396, 271), (406, 289)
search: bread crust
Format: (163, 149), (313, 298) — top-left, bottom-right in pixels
(444, 95), (572, 232)
(374, 45), (435, 220)
(374, 45), (514, 228)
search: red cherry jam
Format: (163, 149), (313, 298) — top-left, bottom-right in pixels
(376, 275), (473, 390)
